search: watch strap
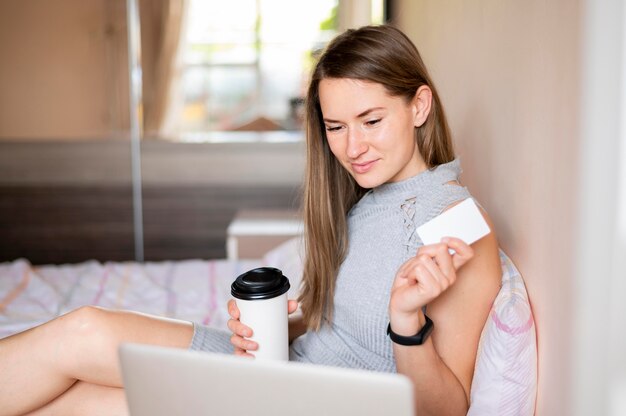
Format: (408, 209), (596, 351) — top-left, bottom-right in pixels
(387, 315), (434, 346)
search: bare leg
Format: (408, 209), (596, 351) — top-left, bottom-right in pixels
(0, 306), (193, 416)
(25, 382), (128, 416)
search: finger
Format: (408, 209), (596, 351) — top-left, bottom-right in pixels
(234, 348), (255, 358)
(227, 299), (240, 320)
(393, 257), (419, 288)
(398, 253), (423, 278)
(288, 300), (299, 314)
(233, 345), (246, 355)
(410, 258), (445, 294)
(391, 262), (440, 312)
(419, 255), (455, 289)
(396, 254), (418, 278)
(227, 319), (253, 338)
(442, 237), (474, 269)
(230, 333), (258, 351)
(394, 250), (445, 289)
(416, 243), (454, 277)
(442, 237), (472, 257)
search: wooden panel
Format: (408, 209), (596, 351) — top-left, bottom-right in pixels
(0, 185), (134, 264)
(0, 185), (300, 264)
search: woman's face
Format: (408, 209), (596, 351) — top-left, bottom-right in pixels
(318, 78), (428, 189)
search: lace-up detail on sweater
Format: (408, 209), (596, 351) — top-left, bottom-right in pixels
(401, 197), (420, 255)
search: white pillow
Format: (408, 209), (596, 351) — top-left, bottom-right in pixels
(467, 250), (537, 416)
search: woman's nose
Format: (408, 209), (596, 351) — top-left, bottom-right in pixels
(346, 129), (368, 159)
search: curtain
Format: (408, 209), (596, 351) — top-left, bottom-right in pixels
(139, 0), (187, 137)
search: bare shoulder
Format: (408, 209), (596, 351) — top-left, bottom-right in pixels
(431, 197), (501, 315)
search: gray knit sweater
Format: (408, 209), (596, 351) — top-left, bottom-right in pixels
(289, 159), (471, 372)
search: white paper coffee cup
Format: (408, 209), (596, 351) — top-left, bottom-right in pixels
(231, 267), (290, 361)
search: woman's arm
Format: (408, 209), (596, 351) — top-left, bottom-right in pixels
(389, 211), (501, 416)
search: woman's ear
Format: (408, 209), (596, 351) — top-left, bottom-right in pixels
(412, 85), (433, 128)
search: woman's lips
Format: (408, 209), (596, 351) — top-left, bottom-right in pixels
(351, 159), (378, 174)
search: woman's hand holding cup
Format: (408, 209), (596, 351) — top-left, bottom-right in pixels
(227, 299), (257, 357)
(227, 298), (299, 358)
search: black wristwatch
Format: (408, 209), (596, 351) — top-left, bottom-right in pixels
(387, 315), (434, 346)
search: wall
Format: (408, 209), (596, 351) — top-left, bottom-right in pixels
(0, 0), (130, 139)
(394, 1), (581, 414)
(575, 1), (625, 414)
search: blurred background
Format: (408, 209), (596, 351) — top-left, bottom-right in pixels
(0, 0), (624, 415)
(0, 0), (388, 263)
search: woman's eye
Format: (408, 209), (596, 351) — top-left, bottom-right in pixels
(325, 125), (342, 132)
(366, 119), (381, 126)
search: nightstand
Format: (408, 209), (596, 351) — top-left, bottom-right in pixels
(226, 209), (303, 260)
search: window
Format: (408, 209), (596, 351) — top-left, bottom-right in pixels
(167, 0), (386, 142)
(174, 0), (338, 138)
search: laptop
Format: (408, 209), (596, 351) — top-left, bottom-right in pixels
(119, 343), (414, 416)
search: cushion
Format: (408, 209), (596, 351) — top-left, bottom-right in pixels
(261, 236), (304, 297)
(467, 250), (537, 416)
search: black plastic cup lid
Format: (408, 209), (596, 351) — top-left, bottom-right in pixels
(231, 267), (290, 301)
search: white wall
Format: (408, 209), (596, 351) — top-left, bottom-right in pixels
(575, 1), (626, 415)
(395, 0), (624, 414)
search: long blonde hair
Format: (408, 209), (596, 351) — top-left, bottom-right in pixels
(299, 25), (455, 330)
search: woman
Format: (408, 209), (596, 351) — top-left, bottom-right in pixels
(0, 25), (501, 416)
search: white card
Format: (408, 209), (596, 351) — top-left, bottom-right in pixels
(416, 198), (490, 248)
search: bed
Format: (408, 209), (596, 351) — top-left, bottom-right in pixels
(0, 241), (537, 415)
(0, 238), (304, 340)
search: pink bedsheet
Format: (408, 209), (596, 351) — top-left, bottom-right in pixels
(0, 258), (292, 339)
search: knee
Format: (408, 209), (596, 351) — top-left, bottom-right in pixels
(62, 306), (109, 334)
(41, 306), (116, 376)
(57, 306), (114, 353)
